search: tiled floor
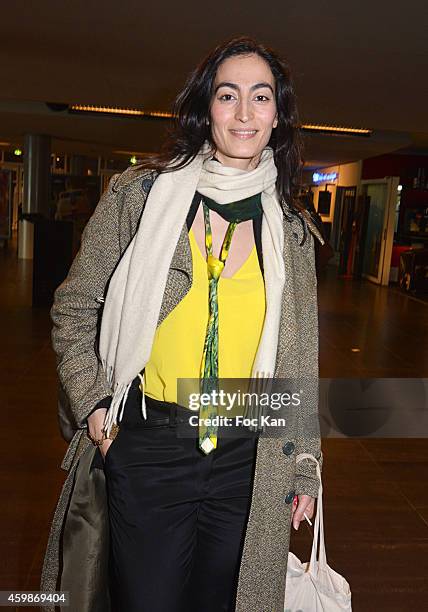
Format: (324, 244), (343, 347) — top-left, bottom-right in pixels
(318, 267), (428, 378)
(1, 236), (427, 611)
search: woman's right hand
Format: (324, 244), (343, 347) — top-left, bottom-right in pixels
(87, 407), (113, 461)
(98, 438), (114, 461)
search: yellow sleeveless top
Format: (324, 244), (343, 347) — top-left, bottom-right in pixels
(143, 227), (266, 404)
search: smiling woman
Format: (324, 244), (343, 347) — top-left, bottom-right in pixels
(135, 36), (305, 218)
(209, 54), (279, 169)
(41, 36), (324, 612)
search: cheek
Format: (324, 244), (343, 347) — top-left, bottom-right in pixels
(257, 106), (278, 128)
(210, 104), (232, 134)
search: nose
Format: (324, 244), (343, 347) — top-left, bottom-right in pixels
(235, 98), (253, 123)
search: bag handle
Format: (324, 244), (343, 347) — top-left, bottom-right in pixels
(295, 453), (327, 571)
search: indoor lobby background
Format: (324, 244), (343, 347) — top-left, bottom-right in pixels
(1, 1), (427, 611)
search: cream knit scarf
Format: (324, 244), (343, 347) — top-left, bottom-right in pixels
(100, 143), (285, 435)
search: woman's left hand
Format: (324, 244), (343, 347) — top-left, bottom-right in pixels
(291, 494), (315, 530)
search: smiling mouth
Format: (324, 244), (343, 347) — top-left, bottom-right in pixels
(229, 129), (258, 139)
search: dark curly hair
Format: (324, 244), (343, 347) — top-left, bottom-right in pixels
(137, 35), (305, 213)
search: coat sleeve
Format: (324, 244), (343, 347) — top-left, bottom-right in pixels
(50, 174), (123, 428)
(294, 226), (324, 499)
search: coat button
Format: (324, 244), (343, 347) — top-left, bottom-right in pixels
(282, 441), (295, 455)
(142, 178), (153, 193)
(284, 490), (295, 504)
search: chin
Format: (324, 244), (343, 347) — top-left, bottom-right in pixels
(226, 142), (264, 160)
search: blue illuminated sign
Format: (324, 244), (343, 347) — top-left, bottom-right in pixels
(313, 172), (338, 183)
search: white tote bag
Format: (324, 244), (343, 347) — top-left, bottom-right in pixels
(284, 452), (352, 612)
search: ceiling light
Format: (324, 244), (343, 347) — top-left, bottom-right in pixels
(301, 123), (372, 137)
(70, 104), (145, 116)
(69, 104), (173, 119)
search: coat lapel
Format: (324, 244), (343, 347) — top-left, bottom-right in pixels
(274, 209), (324, 377)
(157, 221), (193, 328)
(169, 221), (193, 277)
(274, 215), (298, 376)
(166, 190), (200, 277)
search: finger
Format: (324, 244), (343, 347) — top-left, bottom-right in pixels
(305, 505), (315, 520)
(292, 509), (305, 530)
(291, 497), (303, 529)
(100, 439), (113, 460)
(290, 495), (298, 519)
(294, 499), (317, 528)
(298, 496), (315, 513)
(305, 499), (316, 520)
(301, 499), (315, 519)
(292, 499), (311, 530)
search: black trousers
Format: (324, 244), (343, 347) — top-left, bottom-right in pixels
(102, 378), (259, 612)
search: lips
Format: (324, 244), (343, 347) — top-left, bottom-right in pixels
(229, 129), (258, 139)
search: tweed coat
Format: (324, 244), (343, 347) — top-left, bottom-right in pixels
(40, 165), (324, 612)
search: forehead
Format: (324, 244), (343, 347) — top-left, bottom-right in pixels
(214, 53), (275, 87)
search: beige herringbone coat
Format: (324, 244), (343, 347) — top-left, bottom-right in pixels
(41, 165), (324, 612)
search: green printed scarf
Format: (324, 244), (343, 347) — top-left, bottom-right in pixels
(198, 193), (262, 454)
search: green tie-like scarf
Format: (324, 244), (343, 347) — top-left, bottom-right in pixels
(198, 192), (262, 454)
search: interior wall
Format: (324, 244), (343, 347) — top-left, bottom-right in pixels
(308, 160), (361, 225)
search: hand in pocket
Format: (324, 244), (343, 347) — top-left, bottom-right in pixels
(99, 438), (114, 461)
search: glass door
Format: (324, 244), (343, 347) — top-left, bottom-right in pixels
(360, 177), (400, 285)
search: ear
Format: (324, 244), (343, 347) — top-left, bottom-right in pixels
(273, 114), (278, 129)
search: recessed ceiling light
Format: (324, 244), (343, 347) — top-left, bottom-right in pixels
(69, 104), (173, 119)
(301, 124), (372, 136)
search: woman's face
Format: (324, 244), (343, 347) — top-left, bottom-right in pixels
(209, 53), (278, 171)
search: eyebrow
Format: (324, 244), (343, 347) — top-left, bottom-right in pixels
(214, 81), (274, 94)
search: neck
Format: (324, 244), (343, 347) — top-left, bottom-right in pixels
(213, 151), (262, 171)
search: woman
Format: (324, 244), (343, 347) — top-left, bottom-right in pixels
(41, 36), (324, 612)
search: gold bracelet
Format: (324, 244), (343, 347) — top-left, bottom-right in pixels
(102, 423), (120, 441)
(89, 431), (106, 447)
(89, 423), (120, 447)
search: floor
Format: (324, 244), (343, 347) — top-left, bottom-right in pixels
(1, 236), (427, 611)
